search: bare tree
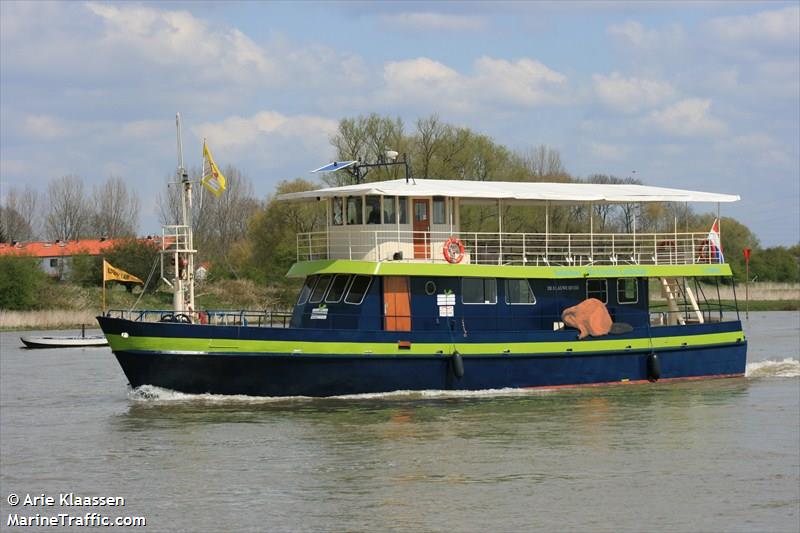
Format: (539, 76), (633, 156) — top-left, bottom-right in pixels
(1, 185), (39, 241)
(414, 115), (447, 179)
(44, 175), (91, 240)
(327, 114), (406, 185)
(91, 176), (140, 237)
(157, 165), (259, 276)
(520, 145), (567, 180)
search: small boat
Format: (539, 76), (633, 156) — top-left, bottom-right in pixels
(20, 326), (108, 349)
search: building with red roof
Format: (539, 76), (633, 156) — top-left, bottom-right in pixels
(0, 237), (162, 279)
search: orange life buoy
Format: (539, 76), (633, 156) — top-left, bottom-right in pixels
(443, 237), (465, 264)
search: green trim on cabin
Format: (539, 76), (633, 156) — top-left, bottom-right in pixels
(107, 330), (744, 357)
(286, 259), (733, 279)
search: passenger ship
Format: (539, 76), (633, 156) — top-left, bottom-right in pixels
(97, 162), (747, 397)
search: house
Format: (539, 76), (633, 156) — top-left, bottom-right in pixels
(0, 239), (120, 278)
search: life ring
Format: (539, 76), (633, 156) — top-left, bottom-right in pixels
(443, 237), (465, 264)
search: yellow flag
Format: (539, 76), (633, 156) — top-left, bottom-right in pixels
(201, 141), (227, 197)
(103, 259), (143, 284)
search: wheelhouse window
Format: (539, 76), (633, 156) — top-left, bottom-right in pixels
(432, 196), (446, 224)
(462, 278), (497, 304)
(365, 195), (381, 224)
(331, 197), (343, 226)
(506, 279), (536, 305)
(383, 196), (396, 224)
(587, 279), (608, 303)
(297, 276), (317, 305)
(309, 275), (332, 304)
(617, 278), (638, 304)
(398, 197), (408, 224)
(325, 274), (351, 303)
(345, 275), (372, 305)
(347, 196), (362, 225)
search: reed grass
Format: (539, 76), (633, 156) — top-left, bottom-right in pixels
(0, 309), (101, 331)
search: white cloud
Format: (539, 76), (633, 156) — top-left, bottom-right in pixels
(193, 111), (338, 151)
(647, 98), (727, 137)
(85, 3), (280, 85)
(381, 56), (567, 111)
(707, 6), (800, 47)
(608, 20), (687, 52)
(589, 142), (629, 161)
(592, 72), (675, 113)
(380, 12), (487, 31)
(21, 115), (68, 140)
(472, 57), (567, 107)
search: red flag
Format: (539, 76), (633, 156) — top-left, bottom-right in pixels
(743, 248), (751, 264)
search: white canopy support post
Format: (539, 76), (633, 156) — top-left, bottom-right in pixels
(589, 201), (594, 262)
(498, 199), (503, 265)
(545, 201), (549, 262)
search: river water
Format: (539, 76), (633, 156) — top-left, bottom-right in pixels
(1, 312), (798, 532)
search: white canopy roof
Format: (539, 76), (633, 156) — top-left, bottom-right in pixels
(277, 178), (740, 204)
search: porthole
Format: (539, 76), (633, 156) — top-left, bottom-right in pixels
(424, 281), (437, 295)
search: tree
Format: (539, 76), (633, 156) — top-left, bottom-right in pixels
(45, 175), (91, 240)
(194, 166), (260, 278)
(245, 179), (325, 288)
(328, 114), (407, 186)
(520, 145), (568, 181)
(91, 176), (140, 238)
(105, 238), (162, 293)
(1, 185), (39, 241)
(0, 255), (50, 309)
(157, 165), (260, 277)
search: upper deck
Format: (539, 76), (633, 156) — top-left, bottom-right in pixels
(280, 178), (738, 272)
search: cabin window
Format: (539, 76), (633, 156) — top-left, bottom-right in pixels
(365, 195), (381, 224)
(587, 279), (608, 303)
(347, 196), (362, 225)
(432, 196), (446, 224)
(462, 278), (497, 304)
(49, 258), (59, 268)
(331, 197), (343, 226)
(297, 276), (317, 305)
(325, 274), (351, 303)
(506, 279), (536, 305)
(309, 275), (333, 304)
(617, 278), (638, 304)
(345, 275), (372, 305)
(398, 197), (408, 224)
(383, 196), (396, 224)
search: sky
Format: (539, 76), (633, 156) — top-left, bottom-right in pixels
(1, 1), (798, 246)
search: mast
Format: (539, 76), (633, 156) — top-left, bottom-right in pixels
(164, 113), (196, 315)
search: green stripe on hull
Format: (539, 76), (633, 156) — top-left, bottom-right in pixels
(286, 260), (733, 279)
(107, 331), (745, 356)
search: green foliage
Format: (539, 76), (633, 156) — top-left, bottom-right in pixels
(105, 238), (161, 293)
(243, 179), (325, 305)
(0, 255), (51, 309)
(748, 246), (800, 282)
(69, 253), (102, 286)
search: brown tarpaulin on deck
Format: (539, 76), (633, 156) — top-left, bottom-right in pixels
(562, 298), (613, 339)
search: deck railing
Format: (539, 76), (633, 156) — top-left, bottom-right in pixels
(297, 230), (723, 266)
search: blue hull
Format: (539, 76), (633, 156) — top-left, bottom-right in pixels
(112, 344), (747, 397)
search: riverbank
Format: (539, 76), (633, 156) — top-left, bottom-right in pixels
(1, 279), (291, 331)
